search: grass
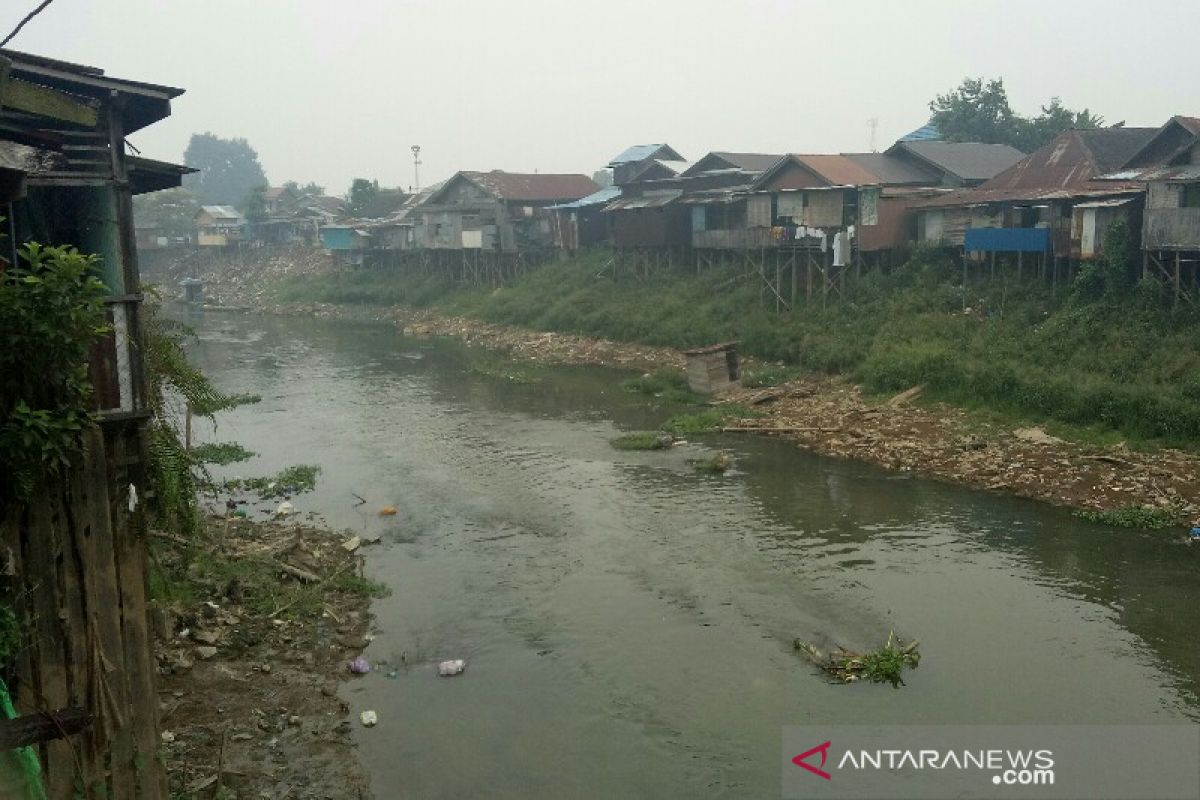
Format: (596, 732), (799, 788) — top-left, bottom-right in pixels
(1073, 505), (1182, 530)
(466, 352), (542, 384)
(333, 574), (392, 599)
(150, 522), (389, 622)
(274, 222), (1200, 451)
(661, 404), (760, 436)
(691, 453), (733, 473)
(741, 364), (804, 388)
(621, 368), (706, 405)
(610, 432), (673, 451)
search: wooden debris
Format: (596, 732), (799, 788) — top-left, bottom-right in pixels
(0, 707), (93, 750)
(887, 385), (924, 407)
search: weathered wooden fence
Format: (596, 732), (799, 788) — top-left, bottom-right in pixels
(1, 426), (165, 798)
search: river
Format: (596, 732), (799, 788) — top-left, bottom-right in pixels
(186, 311), (1200, 798)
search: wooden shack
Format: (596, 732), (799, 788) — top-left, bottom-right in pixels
(683, 342), (741, 396)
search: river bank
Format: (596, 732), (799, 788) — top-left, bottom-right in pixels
(152, 515), (380, 799)
(140, 248), (1200, 527)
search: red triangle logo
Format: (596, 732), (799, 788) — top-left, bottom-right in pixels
(792, 740), (832, 780)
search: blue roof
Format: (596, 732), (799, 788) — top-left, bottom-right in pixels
(607, 143), (683, 166)
(899, 121), (942, 142)
(551, 185), (621, 209)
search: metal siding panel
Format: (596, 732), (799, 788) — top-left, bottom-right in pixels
(806, 191), (843, 227)
(747, 195), (772, 227)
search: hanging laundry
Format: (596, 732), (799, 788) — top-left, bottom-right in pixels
(833, 231), (848, 266)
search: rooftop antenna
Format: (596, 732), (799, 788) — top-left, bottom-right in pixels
(867, 118), (879, 153)
(411, 145), (422, 192)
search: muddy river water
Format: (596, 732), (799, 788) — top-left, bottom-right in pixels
(187, 312), (1200, 798)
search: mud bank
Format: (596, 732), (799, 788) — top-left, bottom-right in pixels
(153, 516), (377, 799)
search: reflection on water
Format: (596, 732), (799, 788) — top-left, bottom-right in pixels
(187, 312), (1200, 799)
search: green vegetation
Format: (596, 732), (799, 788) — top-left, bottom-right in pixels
(661, 405), (759, 436)
(929, 76), (1102, 152)
(142, 299), (263, 533)
(741, 364), (803, 388)
(333, 574), (392, 599)
(275, 220), (1200, 451)
(466, 352), (542, 384)
(0, 606), (24, 670)
(150, 520), (383, 623)
(691, 452), (733, 474)
(621, 368), (706, 404)
(0, 243), (109, 502)
(796, 633), (921, 689)
(1073, 505), (1181, 530)
(212, 464), (321, 499)
(190, 441), (256, 465)
(610, 432), (674, 451)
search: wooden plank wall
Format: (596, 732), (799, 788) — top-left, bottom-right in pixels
(1, 427), (165, 798)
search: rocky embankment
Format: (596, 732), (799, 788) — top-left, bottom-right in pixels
(141, 248), (1200, 526)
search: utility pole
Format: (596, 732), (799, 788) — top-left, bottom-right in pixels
(411, 145), (422, 192)
(867, 118), (879, 153)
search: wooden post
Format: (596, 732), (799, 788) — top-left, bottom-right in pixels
(775, 253), (781, 313)
(1176, 251), (1182, 308)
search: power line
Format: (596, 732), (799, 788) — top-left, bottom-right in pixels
(1, 0), (56, 50)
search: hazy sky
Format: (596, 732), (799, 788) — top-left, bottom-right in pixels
(9, 0), (1198, 196)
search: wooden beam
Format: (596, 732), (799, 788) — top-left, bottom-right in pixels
(0, 707), (93, 751)
(0, 65), (99, 127)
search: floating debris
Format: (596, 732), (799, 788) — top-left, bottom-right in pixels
(610, 432), (675, 451)
(359, 710), (378, 727)
(794, 632), (920, 689)
(437, 659), (466, 677)
(378, 506), (398, 517)
(347, 656), (370, 675)
(691, 452), (733, 474)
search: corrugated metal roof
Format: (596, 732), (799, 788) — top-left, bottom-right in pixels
(683, 152), (783, 177)
(1075, 197), (1137, 209)
(1110, 164), (1200, 182)
(551, 185), (621, 209)
(888, 141), (1025, 182)
(843, 152), (936, 185)
(793, 154), (882, 186)
(458, 170), (599, 202)
(911, 185), (1144, 209)
(1076, 127), (1158, 174)
(604, 190), (682, 211)
(930, 128), (1157, 206)
(899, 121), (942, 142)
(199, 205), (242, 219)
(678, 185), (754, 205)
(607, 144), (683, 166)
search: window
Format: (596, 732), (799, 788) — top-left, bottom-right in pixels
(1182, 183), (1200, 208)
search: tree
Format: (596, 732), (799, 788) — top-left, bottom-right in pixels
(1014, 98), (1104, 152)
(131, 187), (201, 238)
(345, 178), (379, 217)
(182, 132), (269, 205)
(929, 78), (1103, 152)
(345, 178), (407, 218)
(240, 185), (269, 224)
